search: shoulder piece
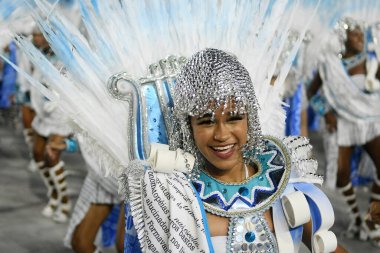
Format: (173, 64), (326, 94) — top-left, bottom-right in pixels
(282, 136), (323, 185)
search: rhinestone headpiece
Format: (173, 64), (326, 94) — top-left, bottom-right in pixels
(170, 48), (263, 179)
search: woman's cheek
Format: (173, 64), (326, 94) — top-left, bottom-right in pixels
(194, 127), (213, 145)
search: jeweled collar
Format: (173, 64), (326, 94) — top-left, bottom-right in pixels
(192, 136), (291, 217)
(341, 51), (366, 70)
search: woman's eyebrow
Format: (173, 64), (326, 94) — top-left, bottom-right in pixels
(197, 113), (213, 120)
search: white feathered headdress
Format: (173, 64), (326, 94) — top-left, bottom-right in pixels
(2, 0), (320, 177)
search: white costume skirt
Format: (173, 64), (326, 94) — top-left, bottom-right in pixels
(30, 87), (71, 137)
(32, 114), (72, 137)
(64, 171), (120, 248)
(337, 117), (380, 146)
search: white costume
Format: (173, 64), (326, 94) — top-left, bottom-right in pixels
(30, 63), (71, 137)
(64, 136), (120, 249)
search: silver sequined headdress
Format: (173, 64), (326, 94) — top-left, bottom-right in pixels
(334, 17), (364, 54)
(170, 48), (263, 179)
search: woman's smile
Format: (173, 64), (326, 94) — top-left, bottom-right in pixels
(209, 143), (236, 159)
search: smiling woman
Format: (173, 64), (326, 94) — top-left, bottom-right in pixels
(191, 106), (249, 182)
(123, 48), (345, 253)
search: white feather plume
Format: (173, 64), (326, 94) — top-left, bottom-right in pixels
(6, 0), (320, 176)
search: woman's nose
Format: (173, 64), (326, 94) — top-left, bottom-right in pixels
(213, 122), (230, 141)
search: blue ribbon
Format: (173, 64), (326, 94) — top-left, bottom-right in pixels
(285, 83), (302, 136)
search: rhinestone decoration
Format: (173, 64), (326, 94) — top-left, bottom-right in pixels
(238, 187), (249, 196)
(143, 85), (169, 145)
(245, 221), (255, 232)
(251, 216), (259, 224)
(236, 225), (244, 233)
(170, 48), (264, 180)
(228, 215), (277, 253)
(259, 234), (267, 241)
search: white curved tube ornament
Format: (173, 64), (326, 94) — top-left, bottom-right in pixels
(148, 143), (195, 173)
(148, 143), (169, 161)
(313, 230), (337, 253)
(152, 148), (177, 173)
(281, 191), (311, 228)
(365, 57), (380, 92)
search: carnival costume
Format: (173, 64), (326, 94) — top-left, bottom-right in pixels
(306, 0), (380, 245)
(0, 11), (39, 169)
(122, 48), (336, 253)
(1, 0), (339, 252)
(64, 135), (121, 251)
(307, 0), (380, 150)
(320, 19), (380, 244)
(30, 56), (71, 138)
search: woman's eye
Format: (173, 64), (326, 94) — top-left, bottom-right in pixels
(197, 119), (214, 125)
(228, 115), (244, 121)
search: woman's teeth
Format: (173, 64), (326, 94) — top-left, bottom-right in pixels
(212, 144), (234, 151)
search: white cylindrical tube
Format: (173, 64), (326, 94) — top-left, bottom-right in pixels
(148, 143), (170, 161)
(313, 230), (337, 253)
(151, 149), (176, 173)
(149, 144), (196, 174)
(281, 191), (311, 228)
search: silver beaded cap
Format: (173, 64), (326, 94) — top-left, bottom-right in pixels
(334, 17), (364, 54)
(170, 48), (263, 179)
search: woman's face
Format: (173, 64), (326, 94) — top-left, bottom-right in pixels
(190, 103), (248, 173)
(345, 28), (364, 54)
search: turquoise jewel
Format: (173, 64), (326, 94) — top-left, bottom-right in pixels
(245, 232), (256, 242)
(222, 188), (227, 194)
(258, 176), (264, 181)
(207, 182), (211, 187)
(238, 186), (249, 196)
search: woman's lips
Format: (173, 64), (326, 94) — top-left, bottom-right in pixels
(210, 144), (235, 159)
